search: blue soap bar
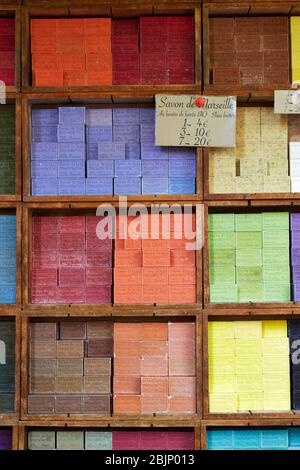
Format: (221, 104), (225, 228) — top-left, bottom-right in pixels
(140, 108), (155, 124)
(0, 216), (16, 234)
(261, 430), (288, 449)
(142, 160), (168, 177)
(141, 144), (169, 159)
(113, 125), (140, 143)
(58, 160), (85, 178)
(142, 177), (169, 194)
(85, 178), (113, 195)
(87, 144), (98, 160)
(0, 237), (15, 251)
(206, 430), (233, 450)
(58, 124), (85, 143)
(98, 143), (125, 160)
(58, 107), (85, 124)
(0, 268), (15, 285)
(86, 126), (112, 143)
(0, 285), (16, 304)
(233, 430), (261, 450)
(113, 108), (140, 125)
(140, 124), (155, 143)
(169, 177), (195, 194)
(115, 160), (141, 177)
(32, 109), (58, 126)
(126, 143), (141, 160)
(87, 160), (114, 177)
(31, 160), (58, 178)
(31, 143), (58, 160)
(114, 177), (141, 195)
(86, 109), (112, 126)
(0, 252), (16, 267)
(168, 147), (196, 159)
(289, 428), (300, 447)
(58, 143), (85, 160)
(32, 126), (58, 143)
(169, 159), (196, 177)
(58, 178), (85, 195)
(31, 178), (58, 196)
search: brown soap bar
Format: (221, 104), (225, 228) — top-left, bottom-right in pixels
(55, 376), (83, 394)
(55, 395), (82, 414)
(213, 68), (239, 84)
(210, 35), (235, 53)
(264, 68), (289, 84)
(82, 395), (111, 414)
(28, 395), (55, 414)
(84, 376), (111, 394)
(30, 341), (56, 358)
(29, 358), (56, 377)
(211, 52), (237, 68)
(84, 358), (111, 376)
(29, 377), (55, 394)
(263, 34), (288, 51)
(262, 16), (288, 35)
(235, 17), (262, 35)
(86, 321), (113, 339)
(210, 17), (234, 36)
(87, 339), (113, 357)
(57, 340), (84, 358)
(235, 35), (261, 52)
(57, 358), (83, 377)
(30, 322), (57, 341)
(236, 51), (263, 68)
(59, 321), (86, 340)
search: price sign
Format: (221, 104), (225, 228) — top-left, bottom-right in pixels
(274, 90), (300, 114)
(155, 95), (236, 147)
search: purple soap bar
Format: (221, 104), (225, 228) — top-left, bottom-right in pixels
(32, 126), (58, 143)
(293, 284), (300, 301)
(114, 177), (141, 195)
(142, 177), (169, 194)
(291, 214), (300, 232)
(113, 125), (140, 143)
(58, 178), (85, 195)
(140, 124), (155, 143)
(32, 109), (58, 126)
(292, 231), (300, 247)
(141, 144), (169, 159)
(58, 106), (86, 124)
(293, 266), (300, 282)
(31, 143), (58, 160)
(98, 143), (125, 159)
(115, 160), (141, 177)
(58, 160), (85, 178)
(0, 429), (12, 450)
(126, 143), (141, 160)
(292, 249), (300, 265)
(31, 160), (58, 178)
(58, 124), (85, 143)
(31, 178), (58, 196)
(169, 159), (196, 177)
(86, 126), (112, 143)
(85, 178), (113, 195)
(142, 160), (168, 177)
(140, 108), (155, 124)
(168, 147), (196, 159)
(112, 431), (139, 450)
(87, 160), (114, 177)
(58, 143), (85, 160)
(87, 144), (98, 160)
(86, 109), (112, 126)
(113, 108), (140, 125)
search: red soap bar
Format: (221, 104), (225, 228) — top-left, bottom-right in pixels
(168, 322), (195, 341)
(142, 250), (170, 267)
(114, 357), (141, 376)
(124, 238), (142, 250)
(169, 339), (195, 359)
(141, 377), (168, 395)
(0, 68), (14, 86)
(34, 70), (64, 87)
(32, 53), (60, 70)
(262, 16), (288, 34)
(142, 322), (168, 341)
(141, 357), (168, 376)
(59, 251), (85, 268)
(59, 268), (85, 286)
(112, 19), (139, 35)
(141, 341), (167, 356)
(170, 250), (195, 266)
(86, 53), (111, 70)
(85, 70), (113, 85)
(58, 53), (85, 70)
(84, 18), (111, 37)
(142, 267), (168, 286)
(32, 252), (58, 268)
(114, 340), (141, 357)
(263, 51), (289, 68)
(86, 251), (112, 267)
(56, 286), (85, 304)
(113, 71), (140, 84)
(84, 35), (111, 53)
(0, 35), (14, 52)
(58, 216), (85, 233)
(114, 267), (143, 286)
(31, 286), (57, 304)
(235, 17), (262, 35)
(86, 268), (112, 286)
(31, 268), (57, 287)
(31, 36), (57, 54)
(211, 51), (237, 68)
(142, 284), (169, 304)
(264, 68), (289, 84)
(86, 232), (112, 252)
(86, 215), (106, 233)
(168, 285), (196, 303)
(33, 216), (58, 233)
(58, 233), (85, 251)
(31, 19), (57, 38)
(115, 250), (142, 267)
(0, 51), (14, 68)
(142, 239), (169, 251)
(85, 286), (111, 304)
(112, 430), (140, 450)
(56, 36), (85, 54)
(60, 321), (86, 339)
(169, 357), (195, 376)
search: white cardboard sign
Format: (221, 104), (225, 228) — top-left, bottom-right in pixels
(274, 90), (300, 114)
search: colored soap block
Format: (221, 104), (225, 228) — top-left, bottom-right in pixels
(209, 231), (236, 249)
(31, 143), (58, 160)
(86, 109), (112, 126)
(58, 107), (85, 124)
(114, 177), (141, 195)
(141, 144), (169, 159)
(56, 431), (84, 450)
(32, 179), (58, 196)
(208, 214), (235, 231)
(86, 126), (113, 143)
(87, 160), (114, 177)
(113, 125), (140, 142)
(115, 160), (141, 177)
(126, 143), (141, 159)
(169, 178), (195, 194)
(32, 126), (58, 143)
(169, 159), (196, 177)
(235, 213), (263, 231)
(32, 109), (58, 126)
(85, 178), (113, 195)
(28, 431), (56, 450)
(113, 108), (140, 125)
(58, 143), (85, 160)
(58, 159), (85, 177)
(85, 431), (112, 450)
(58, 124), (85, 143)
(98, 143), (125, 159)
(58, 178), (85, 195)
(142, 178), (169, 194)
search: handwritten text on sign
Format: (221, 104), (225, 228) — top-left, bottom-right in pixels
(155, 95), (236, 147)
(274, 90), (300, 114)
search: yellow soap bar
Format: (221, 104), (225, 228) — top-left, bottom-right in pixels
(236, 375), (263, 393)
(262, 355), (290, 374)
(292, 68), (300, 82)
(235, 339), (262, 356)
(209, 339), (236, 357)
(262, 338), (289, 356)
(209, 393), (238, 413)
(237, 392), (264, 412)
(263, 374), (290, 392)
(208, 322), (235, 339)
(262, 320), (287, 338)
(235, 355), (263, 375)
(209, 356), (236, 375)
(234, 321), (262, 339)
(209, 374), (236, 393)
(263, 392), (290, 411)
(291, 17), (300, 36)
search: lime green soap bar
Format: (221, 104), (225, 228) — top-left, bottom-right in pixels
(28, 431), (56, 450)
(209, 231), (236, 250)
(262, 230), (289, 247)
(235, 213), (263, 231)
(263, 264), (290, 283)
(210, 284), (238, 302)
(262, 212), (289, 231)
(237, 284), (264, 302)
(208, 213), (235, 231)
(85, 431), (112, 450)
(263, 283), (291, 302)
(236, 266), (263, 284)
(209, 266), (236, 284)
(209, 249), (236, 266)
(56, 431), (84, 450)
(236, 249), (262, 266)
(263, 247), (289, 265)
(236, 232), (262, 249)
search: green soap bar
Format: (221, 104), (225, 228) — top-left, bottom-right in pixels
(209, 231), (236, 250)
(263, 230), (289, 247)
(237, 284), (264, 302)
(235, 213), (263, 231)
(85, 431), (112, 450)
(209, 266), (236, 283)
(56, 431), (84, 450)
(263, 247), (289, 265)
(209, 249), (236, 266)
(236, 249), (262, 266)
(210, 283), (238, 302)
(263, 283), (291, 302)
(236, 232), (262, 249)
(263, 264), (290, 283)
(236, 266), (263, 284)
(262, 212), (289, 231)
(28, 431), (56, 450)
(208, 213), (235, 231)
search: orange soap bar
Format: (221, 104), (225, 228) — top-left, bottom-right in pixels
(169, 267), (196, 285)
(141, 377), (168, 395)
(115, 250), (142, 267)
(169, 376), (196, 396)
(31, 19), (57, 37)
(85, 70), (112, 85)
(170, 250), (195, 266)
(142, 284), (169, 304)
(169, 340), (195, 359)
(142, 249), (170, 267)
(114, 285), (143, 304)
(141, 341), (168, 357)
(64, 71), (85, 86)
(58, 53), (85, 70)
(114, 341), (141, 357)
(141, 394), (168, 414)
(114, 267), (143, 286)
(114, 395), (141, 414)
(114, 357), (141, 376)
(113, 376), (141, 395)
(124, 238), (142, 250)
(142, 267), (168, 286)
(169, 322), (195, 341)
(32, 53), (60, 70)
(142, 239), (170, 250)
(56, 18), (84, 36)
(34, 70), (64, 87)
(169, 357), (195, 376)
(114, 323), (142, 342)
(31, 36), (57, 53)
(141, 323), (168, 341)
(168, 285), (196, 303)
(168, 396), (196, 414)
(141, 357), (168, 376)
